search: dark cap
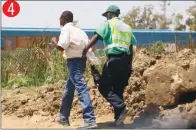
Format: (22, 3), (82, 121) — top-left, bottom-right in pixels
(102, 5), (120, 17)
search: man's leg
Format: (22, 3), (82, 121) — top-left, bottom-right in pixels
(68, 58), (97, 128)
(99, 55), (131, 124)
(114, 55), (132, 125)
(98, 60), (126, 120)
(113, 65), (131, 120)
(113, 80), (125, 120)
(58, 77), (75, 126)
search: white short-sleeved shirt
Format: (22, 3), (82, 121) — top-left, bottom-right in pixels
(57, 22), (89, 59)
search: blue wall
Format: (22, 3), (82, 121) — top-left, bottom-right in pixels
(1, 27), (196, 48)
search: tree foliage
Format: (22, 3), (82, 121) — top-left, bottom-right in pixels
(186, 5), (196, 31)
(122, 4), (172, 29)
(159, 1), (172, 29)
(174, 13), (186, 31)
(122, 2), (195, 31)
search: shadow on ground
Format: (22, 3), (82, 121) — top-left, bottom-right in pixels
(97, 111), (158, 129)
(97, 110), (196, 129)
(97, 122), (132, 129)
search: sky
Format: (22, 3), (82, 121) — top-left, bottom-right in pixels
(2, 1), (196, 29)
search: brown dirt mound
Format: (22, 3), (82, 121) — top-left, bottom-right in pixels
(2, 48), (196, 129)
(2, 80), (112, 120)
(2, 48), (156, 121)
(144, 48), (196, 106)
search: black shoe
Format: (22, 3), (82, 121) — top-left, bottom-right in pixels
(115, 107), (130, 125)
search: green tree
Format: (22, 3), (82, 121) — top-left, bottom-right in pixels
(137, 5), (156, 29)
(122, 6), (141, 28)
(159, 1), (172, 29)
(173, 13), (186, 31)
(122, 5), (160, 29)
(186, 5), (196, 31)
(122, 4), (172, 29)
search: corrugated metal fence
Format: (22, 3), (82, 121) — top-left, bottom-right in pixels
(1, 27), (196, 49)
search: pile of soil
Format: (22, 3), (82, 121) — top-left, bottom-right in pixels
(2, 48), (196, 128)
(2, 81), (112, 120)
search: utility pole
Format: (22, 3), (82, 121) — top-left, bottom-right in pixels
(160, 0), (170, 29)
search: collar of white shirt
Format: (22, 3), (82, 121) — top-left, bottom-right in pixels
(65, 22), (74, 26)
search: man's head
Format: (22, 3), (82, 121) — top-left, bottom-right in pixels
(102, 5), (120, 20)
(60, 11), (73, 26)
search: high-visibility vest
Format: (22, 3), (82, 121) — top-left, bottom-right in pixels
(105, 18), (132, 51)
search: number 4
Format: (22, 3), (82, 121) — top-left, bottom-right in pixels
(8, 3), (15, 15)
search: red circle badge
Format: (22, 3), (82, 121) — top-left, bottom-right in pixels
(2, 0), (20, 17)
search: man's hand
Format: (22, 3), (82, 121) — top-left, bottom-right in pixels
(82, 34), (99, 58)
(51, 37), (58, 45)
(49, 37), (58, 49)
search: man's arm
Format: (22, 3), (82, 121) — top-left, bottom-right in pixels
(83, 22), (108, 57)
(129, 34), (137, 71)
(131, 34), (137, 58)
(129, 44), (133, 66)
(51, 27), (70, 55)
(82, 34), (99, 57)
(51, 37), (65, 55)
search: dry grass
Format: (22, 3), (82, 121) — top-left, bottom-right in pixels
(1, 36), (195, 88)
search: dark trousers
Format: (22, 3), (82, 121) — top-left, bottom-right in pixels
(98, 53), (131, 120)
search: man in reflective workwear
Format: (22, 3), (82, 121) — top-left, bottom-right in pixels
(82, 5), (137, 125)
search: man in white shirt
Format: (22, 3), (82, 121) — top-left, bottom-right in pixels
(51, 10), (97, 129)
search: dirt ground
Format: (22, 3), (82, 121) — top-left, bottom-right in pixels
(2, 114), (123, 129)
(1, 48), (196, 129)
